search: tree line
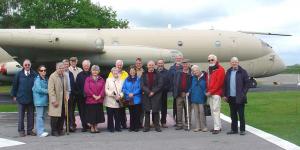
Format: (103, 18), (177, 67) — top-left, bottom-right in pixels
(0, 0), (129, 28)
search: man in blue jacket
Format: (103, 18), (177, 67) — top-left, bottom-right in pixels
(224, 57), (250, 135)
(11, 59), (37, 137)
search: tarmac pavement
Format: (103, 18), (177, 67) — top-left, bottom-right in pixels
(0, 111), (284, 150)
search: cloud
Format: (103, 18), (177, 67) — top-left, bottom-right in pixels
(92, 0), (300, 65)
(118, 7), (228, 27)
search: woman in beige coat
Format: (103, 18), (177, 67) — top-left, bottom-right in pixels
(104, 67), (124, 132)
(48, 62), (70, 136)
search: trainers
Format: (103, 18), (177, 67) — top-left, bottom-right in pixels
(193, 128), (201, 132)
(19, 132), (26, 137)
(40, 132), (49, 137)
(161, 124), (168, 128)
(202, 128), (208, 132)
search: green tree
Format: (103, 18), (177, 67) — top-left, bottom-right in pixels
(0, 0), (128, 28)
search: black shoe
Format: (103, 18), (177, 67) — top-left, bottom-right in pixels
(210, 129), (222, 132)
(240, 131), (246, 135)
(212, 130), (220, 134)
(175, 126), (183, 130)
(134, 129), (140, 132)
(81, 128), (87, 132)
(58, 130), (65, 136)
(109, 129), (114, 133)
(51, 131), (59, 137)
(227, 131), (238, 135)
(116, 129), (122, 132)
(27, 131), (37, 136)
(143, 128), (150, 132)
(69, 128), (76, 133)
(128, 129), (133, 132)
(121, 125), (128, 129)
(155, 128), (162, 132)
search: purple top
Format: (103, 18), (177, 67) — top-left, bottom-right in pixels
(84, 76), (105, 104)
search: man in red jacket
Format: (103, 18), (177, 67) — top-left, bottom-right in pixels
(206, 54), (225, 134)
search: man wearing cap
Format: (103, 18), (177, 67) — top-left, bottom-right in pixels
(68, 57), (83, 131)
(224, 57), (249, 135)
(172, 59), (192, 130)
(206, 54), (225, 134)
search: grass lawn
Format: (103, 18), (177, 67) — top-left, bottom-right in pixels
(0, 85), (11, 94)
(221, 91), (300, 146)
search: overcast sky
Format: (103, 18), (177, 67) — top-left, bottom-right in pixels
(92, 0), (300, 65)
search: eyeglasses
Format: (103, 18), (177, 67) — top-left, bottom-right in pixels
(24, 64), (31, 67)
(208, 59), (214, 62)
(39, 69), (46, 72)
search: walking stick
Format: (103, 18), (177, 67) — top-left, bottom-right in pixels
(185, 94), (190, 131)
(65, 98), (69, 135)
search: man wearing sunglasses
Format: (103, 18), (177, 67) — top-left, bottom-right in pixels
(11, 59), (38, 137)
(206, 54), (225, 134)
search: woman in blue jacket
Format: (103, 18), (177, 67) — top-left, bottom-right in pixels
(122, 66), (142, 132)
(32, 65), (49, 137)
(187, 65), (208, 132)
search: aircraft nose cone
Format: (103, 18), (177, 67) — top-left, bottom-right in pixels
(273, 54), (286, 74)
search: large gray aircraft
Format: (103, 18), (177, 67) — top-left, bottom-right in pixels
(0, 28), (288, 87)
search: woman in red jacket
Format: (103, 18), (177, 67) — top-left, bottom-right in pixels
(84, 65), (105, 133)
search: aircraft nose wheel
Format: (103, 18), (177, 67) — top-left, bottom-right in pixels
(249, 77), (257, 88)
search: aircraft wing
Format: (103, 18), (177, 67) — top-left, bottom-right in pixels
(0, 30), (105, 63)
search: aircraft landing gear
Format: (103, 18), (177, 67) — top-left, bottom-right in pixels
(249, 77), (257, 88)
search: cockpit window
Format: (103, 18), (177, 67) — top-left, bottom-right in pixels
(260, 39), (272, 48)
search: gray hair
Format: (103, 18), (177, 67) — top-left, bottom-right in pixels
(82, 59), (91, 66)
(91, 65), (100, 72)
(111, 67), (118, 72)
(191, 65), (200, 72)
(56, 62), (64, 69)
(116, 60), (123, 66)
(62, 59), (69, 63)
(208, 54), (218, 61)
(230, 57), (239, 62)
(147, 60), (155, 65)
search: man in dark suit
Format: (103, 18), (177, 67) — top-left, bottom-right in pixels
(157, 59), (170, 128)
(141, 60), (163, 132)
(76, 59), (91, 132)
(11, 59), (37, 137)
(224, 57), (250, 135)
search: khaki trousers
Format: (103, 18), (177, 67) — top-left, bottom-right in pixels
(192, 104), (207, 129)
(208, 95), (222, 130)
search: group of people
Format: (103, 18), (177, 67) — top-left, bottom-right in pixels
(11, 54), (250, 137)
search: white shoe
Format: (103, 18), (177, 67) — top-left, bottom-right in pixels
(40, 132), (49, 137)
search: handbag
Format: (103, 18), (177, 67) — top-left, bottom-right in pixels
(204, 104), (211, 116)
(113, 80), (127, 107)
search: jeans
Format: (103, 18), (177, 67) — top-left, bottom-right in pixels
(35, 106), (47, 136)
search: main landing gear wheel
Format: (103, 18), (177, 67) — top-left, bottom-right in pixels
(249, 77), (257, 88)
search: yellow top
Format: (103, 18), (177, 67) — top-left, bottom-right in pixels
(108, 70), (129, 81)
